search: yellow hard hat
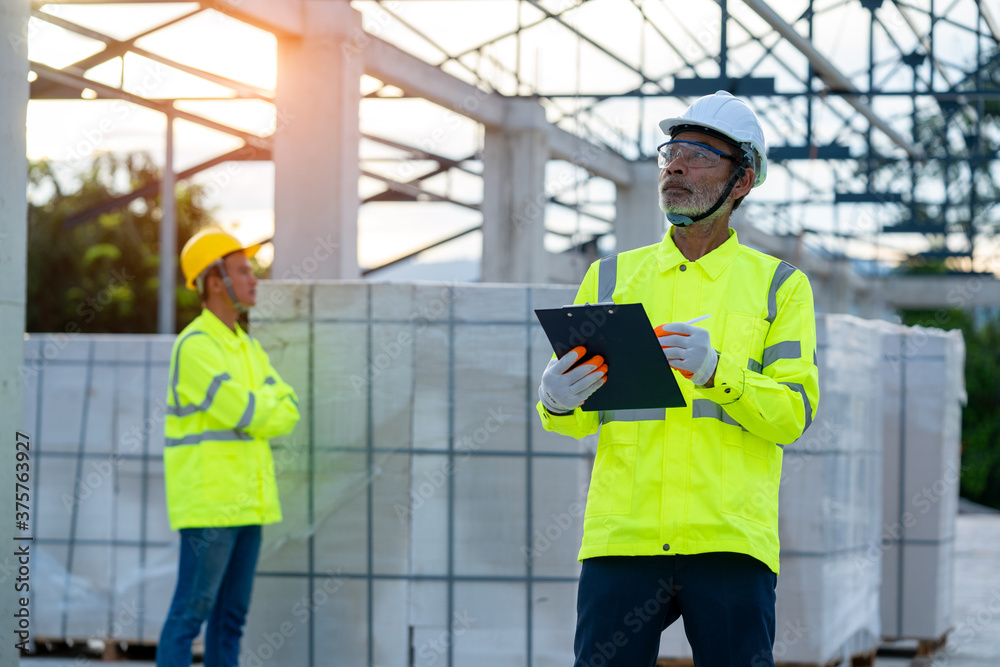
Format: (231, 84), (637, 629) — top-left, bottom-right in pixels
(180, 228), (260, 290)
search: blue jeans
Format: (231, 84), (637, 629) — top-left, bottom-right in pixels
(157, 525), (262, 667)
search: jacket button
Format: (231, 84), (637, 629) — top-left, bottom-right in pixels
(724, 388), (731, 394)
(662, 544), (670, 552)
(679, 265), (687, 272)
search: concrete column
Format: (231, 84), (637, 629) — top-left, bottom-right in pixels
(481, 99), (549, 283)
(808, 257), (855, 315)
(615, 159), (664, 252)
(856, 289), (888, 320)
(829, 259), (854, 314)
(272, 1), (362, 280)
(1, 2), (28, 664)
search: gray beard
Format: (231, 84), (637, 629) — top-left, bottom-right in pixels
(658, 177), (729, 217)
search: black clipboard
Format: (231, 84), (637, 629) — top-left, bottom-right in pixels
(534, 302), (686, 411)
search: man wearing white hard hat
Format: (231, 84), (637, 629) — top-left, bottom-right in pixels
(536, 92), (820, 665)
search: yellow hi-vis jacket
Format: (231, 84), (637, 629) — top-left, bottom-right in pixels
(164, 309), (300, 530)
(537, 227), (819, 574)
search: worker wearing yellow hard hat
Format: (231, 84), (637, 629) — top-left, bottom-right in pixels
(537, 92), (820, 666)
(179, 226), (262, 304)
(158, 228), (299, 667)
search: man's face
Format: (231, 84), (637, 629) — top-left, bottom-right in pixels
(221, 251), (258, 307)
(658, 131), (740, 217)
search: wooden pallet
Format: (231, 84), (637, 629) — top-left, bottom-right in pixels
(26, 637), (160, 662)
(878, 631), (949, 660)
(848, 649), (877, 666)
(916, 632), (948, 656)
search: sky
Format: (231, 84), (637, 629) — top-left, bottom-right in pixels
(24, 0), (1000, 278)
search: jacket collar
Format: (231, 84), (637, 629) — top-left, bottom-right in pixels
(656, 225), (741, 280)
(196, 308), (248, 347)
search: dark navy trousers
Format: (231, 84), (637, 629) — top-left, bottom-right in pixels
(574, 553), (777, 667)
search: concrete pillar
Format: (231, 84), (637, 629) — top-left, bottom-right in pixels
(857, 289), (889, 320)
(481, 99), (549, 283)
(829, 259), (854, 314)
(272, 1), (362, 280)
(1, 2), (28, 664)
(614, 159), (664, 252)
(809, 257), (854, 315)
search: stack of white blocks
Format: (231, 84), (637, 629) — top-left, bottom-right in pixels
(879, 323), (964, 644)
(23, 284), (964, 665)
(243, 281), (594, 666)
(24, 334), (177, 645)
(772, 315), (884, 662)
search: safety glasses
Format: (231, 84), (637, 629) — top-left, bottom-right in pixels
(656, 140), (738, 169)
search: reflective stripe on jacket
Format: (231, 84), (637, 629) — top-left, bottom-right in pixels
(536, 227), (819, 574)
(164, 309), (300, 530)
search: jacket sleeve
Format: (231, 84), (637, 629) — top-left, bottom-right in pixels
(170, 334), (299, 440)
(250, 342), (301, 440)
(695, 271), (820, 445)
(536, 262), (602, 440)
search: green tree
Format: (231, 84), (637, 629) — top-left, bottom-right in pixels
(27, 152), (214, 334)
(958, 318), (1000, 507)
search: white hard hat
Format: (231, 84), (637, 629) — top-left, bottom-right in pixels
(659, 91), (767, 187)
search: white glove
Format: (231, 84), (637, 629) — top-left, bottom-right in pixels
(538, 347), (607, 414)
(656, 322), (718, 386)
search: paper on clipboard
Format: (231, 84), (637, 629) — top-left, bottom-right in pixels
(534, 302), (686, 411)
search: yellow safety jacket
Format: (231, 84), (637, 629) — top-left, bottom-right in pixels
(537, 227), (819, 574)
(164, 309), (300, 530)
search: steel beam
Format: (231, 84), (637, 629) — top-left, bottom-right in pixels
(741, 0), (923, 159)
(34, 0), (633, 185)
(546, 125), (633, 185)
(364, 36), (506, 127)
(361, 170), (480, 211)
(365, 35), (633, 184)
(159, 115), (176, 334)
(63, 146), (271, 230)
(362, 225), (482, 276)
(981, 2), (1000, 42)
(200, 0), (304, 37)
(32, 0), (305, 37)
(30, 5), (204, 98)
(361, 134), (478, 176)
(33, 9), (273, 100)
(30, 61), (268, 147)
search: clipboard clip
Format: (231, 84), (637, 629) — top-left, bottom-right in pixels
(563, 302), (616, 315)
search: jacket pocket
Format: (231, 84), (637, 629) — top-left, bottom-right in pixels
(721, 312), (767, 374)
(721, 429), (778, 528)
(585, 423), (638, 517)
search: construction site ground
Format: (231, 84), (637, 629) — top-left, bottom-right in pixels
(21, 512), (1000, 667)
